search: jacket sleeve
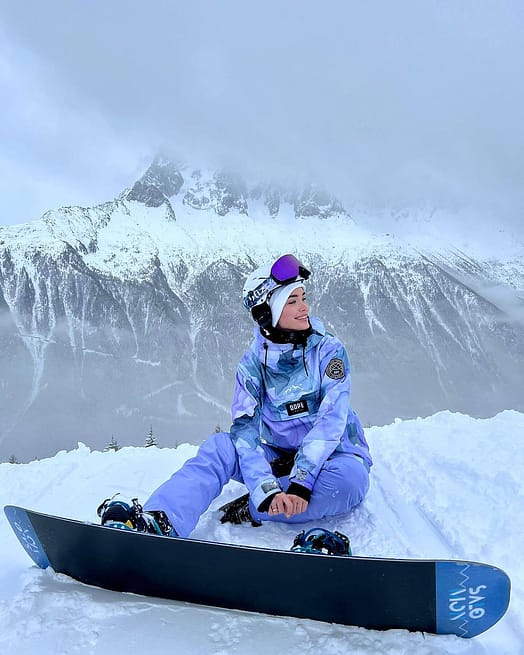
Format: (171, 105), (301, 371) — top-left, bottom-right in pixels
(229, 355), (282, 511)
(288, 339), (354, 492)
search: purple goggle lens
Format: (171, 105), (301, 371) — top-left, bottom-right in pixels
(270, 254), (310, 284)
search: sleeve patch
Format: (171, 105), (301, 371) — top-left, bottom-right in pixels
(262, 480), (281, 494)
(325, 357), (345, 380)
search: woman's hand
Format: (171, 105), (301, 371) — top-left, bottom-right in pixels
(269, 492), (309, 518)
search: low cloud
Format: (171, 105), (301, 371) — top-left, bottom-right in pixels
(1, 1), (523, 228)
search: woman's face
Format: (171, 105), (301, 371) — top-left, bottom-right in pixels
(277, 287), (310, 331)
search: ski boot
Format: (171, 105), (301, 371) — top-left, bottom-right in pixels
(219, 493), (262, 527)
(97, 496), (177, 537)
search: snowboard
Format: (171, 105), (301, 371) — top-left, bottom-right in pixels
(5, 505), (510, 638)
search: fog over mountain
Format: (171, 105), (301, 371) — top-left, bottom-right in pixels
(2, 3), (524, 229)
(0, 156), (523, 462)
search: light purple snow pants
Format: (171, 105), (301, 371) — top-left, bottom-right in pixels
(144, 431), (370, 538)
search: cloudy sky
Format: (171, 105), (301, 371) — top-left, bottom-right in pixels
(1, 1), (523, 228)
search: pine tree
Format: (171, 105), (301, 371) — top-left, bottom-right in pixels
(104, 435), (121, 452)
(8, 454), (19, 464)
(145, 426), (157, 448)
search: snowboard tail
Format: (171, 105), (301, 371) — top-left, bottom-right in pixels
(5, 505), (510, 638)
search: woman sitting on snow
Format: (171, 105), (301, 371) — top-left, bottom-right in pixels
(99, 254), (372, 537)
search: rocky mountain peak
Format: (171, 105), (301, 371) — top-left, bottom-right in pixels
(294, 184), (345, 219)
(124, 156), (346, 221)
(125, 156), (183, 209)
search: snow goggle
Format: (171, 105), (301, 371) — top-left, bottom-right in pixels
(244, 254), (311, 310)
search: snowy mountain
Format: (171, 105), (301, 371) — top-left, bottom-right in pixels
(1, 156), (524, 461)
(1, 411), (522, 654)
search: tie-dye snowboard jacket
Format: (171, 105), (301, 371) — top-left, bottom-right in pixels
(230, 317), (372, 511)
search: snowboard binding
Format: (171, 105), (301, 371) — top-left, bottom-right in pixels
(291, 528), (352, 556)
(97, 495), (176, 537)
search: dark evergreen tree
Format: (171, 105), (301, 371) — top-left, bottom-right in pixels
(145, 426), (157, 448)
(104, 436), (121, 452)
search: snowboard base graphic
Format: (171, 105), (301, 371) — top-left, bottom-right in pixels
(5, 505), (510, 638)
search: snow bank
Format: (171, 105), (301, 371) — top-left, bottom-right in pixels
(0, 411), (522, 654)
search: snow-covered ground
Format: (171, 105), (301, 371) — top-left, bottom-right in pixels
(0, 410), (522, 655)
